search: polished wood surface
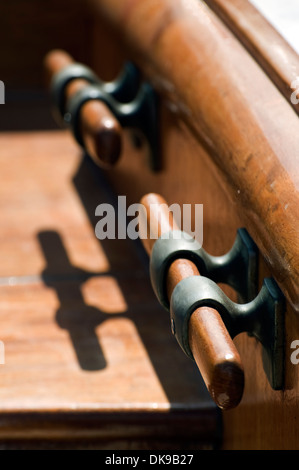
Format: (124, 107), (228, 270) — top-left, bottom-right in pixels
(1, 0), (299, 451)
(139, 193), (244, 410)
(85, 0), (299, 449)
(90, 0), (299, 315)
(0, 124), (219, 448)
(205, 0), (299, 115)
(44, 50), (122, 168)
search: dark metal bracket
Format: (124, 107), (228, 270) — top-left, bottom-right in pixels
(51, 61), (141, 120)
(150, 228), (285, 390)
(170, 276), (285, 390)
(150, 228), (259, 309)
(67, 82), (160, 171)
(50, 61), (160, 171)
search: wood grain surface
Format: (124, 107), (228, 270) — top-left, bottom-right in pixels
(1, 0), (299, 451)
(90, 0), (299, 315)
(0, 125), (219, 448)
(87, 0), (299, 449)
(204, 0), (299, 115)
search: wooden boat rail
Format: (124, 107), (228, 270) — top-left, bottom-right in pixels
(0, 0), (299, 450)
(204, 0), (299, 116)
(89, 0), (299, 313)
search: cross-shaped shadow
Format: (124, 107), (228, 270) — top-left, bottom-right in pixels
(39, 230), (111, 371)
(38, 154), (211, 403)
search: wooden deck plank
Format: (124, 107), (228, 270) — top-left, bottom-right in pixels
(0, 129), (219, 447)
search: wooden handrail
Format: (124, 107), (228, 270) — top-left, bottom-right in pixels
(205, 0), (299, 115)
(90, 0), (299, 312)
(139, 193), (244, 410)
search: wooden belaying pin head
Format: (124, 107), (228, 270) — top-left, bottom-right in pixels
(44, 49), (122, 168)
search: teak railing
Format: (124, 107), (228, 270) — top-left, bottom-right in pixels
(204, 0), (299, 116)
(90, 0), (299, 313)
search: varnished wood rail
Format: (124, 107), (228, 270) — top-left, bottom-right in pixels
(204, 0), (299, 115)
(139, 193), (244, 410)
(90, 0), (299, 313)
(44, 49), (122, 168)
